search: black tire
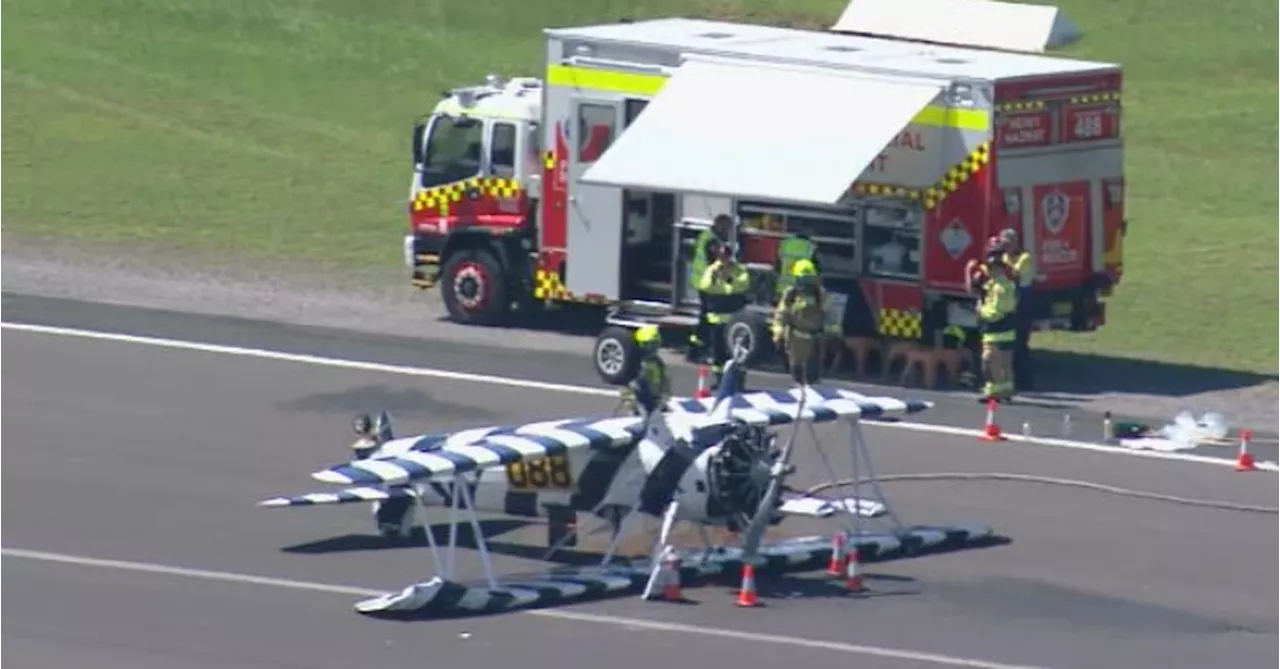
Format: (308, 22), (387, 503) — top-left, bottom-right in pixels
(441, 248), (509, 326)
(725, 312), (771, 366)
(593, 325), (638, 386)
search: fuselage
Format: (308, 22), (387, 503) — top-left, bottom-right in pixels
(394, 438), (726, 524)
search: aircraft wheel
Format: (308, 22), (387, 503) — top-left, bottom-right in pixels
(594, 325), (638, 386)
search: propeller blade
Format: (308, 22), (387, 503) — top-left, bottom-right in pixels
(641, 500), (680, 599)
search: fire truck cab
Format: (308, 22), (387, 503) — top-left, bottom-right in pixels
(403, 0), (1127, 385)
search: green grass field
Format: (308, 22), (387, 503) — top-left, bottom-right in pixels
(3, 0), (1277, 374)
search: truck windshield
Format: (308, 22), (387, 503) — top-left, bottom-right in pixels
(421, 115), (483, 188)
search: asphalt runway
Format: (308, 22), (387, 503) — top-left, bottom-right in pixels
(3, 317), (1278, 669)
(7, 293), (1276, 463)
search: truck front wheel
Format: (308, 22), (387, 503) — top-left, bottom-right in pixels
(441, 249), (509, 326)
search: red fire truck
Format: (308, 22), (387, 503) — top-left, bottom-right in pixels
(403, 8), (1127, 383)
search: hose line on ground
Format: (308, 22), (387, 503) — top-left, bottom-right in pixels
(806, 473), (1278, 515)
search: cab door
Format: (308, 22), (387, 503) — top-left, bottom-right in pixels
(565, 98), (624, 300)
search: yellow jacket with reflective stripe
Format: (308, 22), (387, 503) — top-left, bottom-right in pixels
(771, 286), (840, 339)
(621, 356), (670, 412)
(698, 261), (751, 324)
(698, 261), (750, 295)
(690, 229), (722, 289)
(978, 275), (1018, 342)
(775, 236), (817, 293)
(1006, 251), (1035, 288)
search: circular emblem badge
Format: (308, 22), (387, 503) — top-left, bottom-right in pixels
(1042, 191), (1069, 235)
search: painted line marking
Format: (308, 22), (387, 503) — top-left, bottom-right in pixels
(3, 321), (1275, 473)
(2, 547), (1049, 669)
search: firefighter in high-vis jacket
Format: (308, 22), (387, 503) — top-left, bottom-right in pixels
(998, 228), (1037, 390)
(774, 233), (819, 300)
(976, 252), (1019, 401)
(618, 325), (671, 416)
(697, 245), (751, 388)
(771, 259), (839, 385)
(687, 214), (735, 362)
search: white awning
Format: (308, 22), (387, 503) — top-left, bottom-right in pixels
(830, 0), (1081, 53)
(579, 58), (945, 206)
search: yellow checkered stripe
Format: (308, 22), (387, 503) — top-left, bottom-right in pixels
(533, 269), (608, 304)
(994, 100), (1046, 112)
(1069, 92), (1121, 105)
(929, 141), (990, 209)
(412, 177), (523, 215)
(878, 308), (923, 339)
(852, 141), (991, 212)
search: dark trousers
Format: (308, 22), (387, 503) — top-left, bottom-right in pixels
(688, 293), (710, 361)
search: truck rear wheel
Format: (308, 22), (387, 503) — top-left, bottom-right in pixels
(441, 249), (509, 326)
(593, 325), (638, 386)
(726, 312), (771, 366)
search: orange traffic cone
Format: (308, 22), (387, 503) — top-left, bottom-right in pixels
(660, 548), (685, 601)
(980, 398), (1006, 441)
(827, 533), (846, 576)
(1235, 429), (1257, 472)
(694, 365), (712, 399)
(735, 562), (759, 607)
(844, 547), (865, 592)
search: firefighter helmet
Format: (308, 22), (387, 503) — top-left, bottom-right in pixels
(791, 259), (818, 277)
(635, 325), (660, 349)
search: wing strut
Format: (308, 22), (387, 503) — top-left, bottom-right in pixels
(429, 475), (498, 590)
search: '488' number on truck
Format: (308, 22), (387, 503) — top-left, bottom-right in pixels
(1074, 112), (1103, 139)
(505, 454), (574, 490)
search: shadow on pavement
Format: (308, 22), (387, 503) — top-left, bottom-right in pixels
(438, 304), (1274, 403)
(1029, 350), (1276, 399)
(279, 519), (531, 554)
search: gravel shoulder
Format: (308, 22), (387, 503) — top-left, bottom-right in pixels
(4, 235), (1275, 430)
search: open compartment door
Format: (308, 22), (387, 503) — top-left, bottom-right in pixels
(579, 58), (946, 207)
(830, 0), (1081, 53)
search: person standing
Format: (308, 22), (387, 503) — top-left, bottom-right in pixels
(976, 252), (1019, 402)
(696, 245), (751, 389)
(687, 214), (734, 362)
(618, 325), (671, 416)
(770, 259), (837, 385)
(999, 228), (1037, 390)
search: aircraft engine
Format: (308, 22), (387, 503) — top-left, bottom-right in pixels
(705, 420), (781, 531)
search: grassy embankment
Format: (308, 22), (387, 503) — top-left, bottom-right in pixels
(3, 0), (1276, 373)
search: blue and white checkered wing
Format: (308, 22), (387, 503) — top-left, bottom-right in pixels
(258, 486), (419, 508)
(309, 415), (644, 486)
(666, 386), (931, 428)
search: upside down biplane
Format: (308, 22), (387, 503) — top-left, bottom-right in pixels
(260, 358), (997, 616)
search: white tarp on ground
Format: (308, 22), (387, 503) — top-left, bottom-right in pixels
(579, 57), (945, 206)
(830, 0), (1082, 53)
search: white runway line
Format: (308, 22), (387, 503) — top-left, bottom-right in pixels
(3, 321), (1275, 473)
(2, 546), (1051, 669)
